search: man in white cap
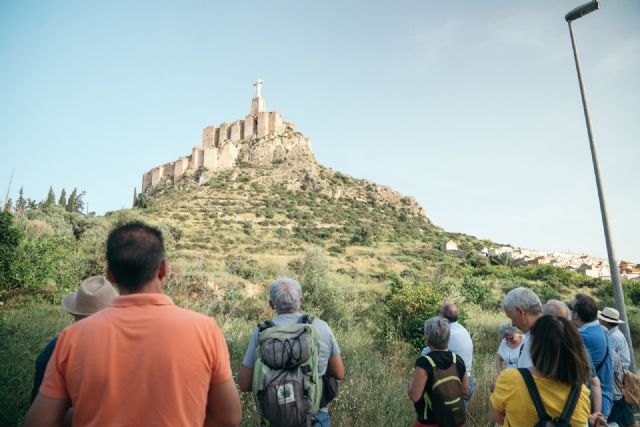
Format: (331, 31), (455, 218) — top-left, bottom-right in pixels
(599, 306), (637, 427)
(31, 276), (116, 402)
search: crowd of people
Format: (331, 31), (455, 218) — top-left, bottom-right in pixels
(23, 221), (637, 427)
(409, 288), (637, 427)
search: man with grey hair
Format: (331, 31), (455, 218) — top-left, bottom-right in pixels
(239, 277), (345, 427)
(542, 299), (571, 319)
(501, 287), (543, 368)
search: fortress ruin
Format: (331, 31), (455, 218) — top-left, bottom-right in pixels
(141, 80), (297, 193)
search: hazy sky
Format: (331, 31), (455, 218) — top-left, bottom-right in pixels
(1, 1), (638, 261)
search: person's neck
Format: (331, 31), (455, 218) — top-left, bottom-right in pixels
(278, 310), (301, 315)
(507, 337), (521, 349)
(118, 280), (162, 295)
(524, 313), (542, 332)
(529, 366), (546, 378)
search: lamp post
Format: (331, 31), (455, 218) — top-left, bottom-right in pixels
(565, 0), (636, 371)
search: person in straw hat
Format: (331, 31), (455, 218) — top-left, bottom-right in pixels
(598, 306), (637, 427)
(598, 307), (631, 370)
(30, 275), (116, 402)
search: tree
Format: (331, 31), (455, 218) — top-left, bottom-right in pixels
(3, 198), (12, 212)
(58, 188), (67, 209)
(16, 187), (26, 213)
(66, 189), (76, 212)
(0, 211), (23, 294)
(44, 186), (56, 207)
(66, 188), (85, 213)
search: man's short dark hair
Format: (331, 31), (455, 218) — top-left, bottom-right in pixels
(572, 293), (598, 323)
(106, 222), (165, 292)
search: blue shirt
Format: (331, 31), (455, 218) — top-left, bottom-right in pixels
(579, 320), (614, 416)
(422, 321), (473, 373)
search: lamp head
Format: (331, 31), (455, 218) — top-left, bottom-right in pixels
(565, 0), (600, 22)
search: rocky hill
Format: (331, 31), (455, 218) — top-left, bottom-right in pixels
(137, 126), (493, 289)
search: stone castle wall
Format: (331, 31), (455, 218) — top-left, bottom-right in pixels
(142, 107), (295, 193)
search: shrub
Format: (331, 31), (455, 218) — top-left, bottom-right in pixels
(297, 248), (342, 323)
(225, 256), (262, 280)
(461, 276), (498, 309)
(382, 273), (444, 350)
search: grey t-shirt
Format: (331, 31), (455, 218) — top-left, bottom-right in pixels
(242, 313), (341, 376)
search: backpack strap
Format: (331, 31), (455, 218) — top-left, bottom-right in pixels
(518, 368), (551, 422)
(257, 320), (275, 332)
(298, 314), (315, 325)
(595, 332), (610, 373)
(422, 355), (436, 368)
(558, 385), (581, 424)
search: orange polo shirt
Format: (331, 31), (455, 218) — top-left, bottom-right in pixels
(40, 293), (232, 427)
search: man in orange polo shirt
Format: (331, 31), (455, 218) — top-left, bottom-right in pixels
(24, 222), (242, 427)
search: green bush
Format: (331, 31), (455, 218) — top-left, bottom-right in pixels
(461, 276), (498, 309)
(382, 273), (444, 350)
(296, 248), (343, 324)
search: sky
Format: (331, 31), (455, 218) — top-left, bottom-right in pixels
(1, 1), (638, 261)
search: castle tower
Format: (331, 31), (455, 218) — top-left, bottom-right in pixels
(250, 79), (265, 115)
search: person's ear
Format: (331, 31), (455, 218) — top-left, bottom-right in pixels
(158, 259), (168, 281)
(106, 267), (116, 284)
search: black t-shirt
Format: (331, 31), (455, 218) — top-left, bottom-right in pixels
(413, 350), (466, 424)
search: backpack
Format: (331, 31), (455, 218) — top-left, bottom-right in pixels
(422, 353), (466, 427)
(518, 368), (581, 427)
(614, 367), (640, 406)
(252, 315), (322, 427)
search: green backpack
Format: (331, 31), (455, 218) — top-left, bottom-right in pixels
(252, 315), (322, 427)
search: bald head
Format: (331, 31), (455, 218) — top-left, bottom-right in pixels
(440, 303), (459, 323)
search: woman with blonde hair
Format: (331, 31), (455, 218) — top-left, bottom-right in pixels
(490, 315), (591, 426)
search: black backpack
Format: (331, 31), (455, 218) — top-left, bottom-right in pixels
(518, 368), (581, 427)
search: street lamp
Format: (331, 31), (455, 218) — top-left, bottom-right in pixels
(565, 0), (636, 371)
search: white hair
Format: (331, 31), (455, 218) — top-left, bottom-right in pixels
(424, 317), (450, 349)
(498, 322), (518, 339)
(542, 299), (570, 319)
(269, 277), (302, 314)
(502, 287), (542, 315)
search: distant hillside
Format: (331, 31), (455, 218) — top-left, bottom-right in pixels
(137, 129), (494, 287)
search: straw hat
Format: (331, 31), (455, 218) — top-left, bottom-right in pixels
(62, 276), (116, 316)
(597, 307), (625, 324)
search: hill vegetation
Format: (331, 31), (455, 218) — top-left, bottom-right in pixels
(1, 155), (638, 426)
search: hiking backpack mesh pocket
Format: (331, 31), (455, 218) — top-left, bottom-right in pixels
(252, 316), (321, 427)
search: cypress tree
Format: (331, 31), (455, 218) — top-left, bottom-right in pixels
(44, 186), (55, 207)
(66, 189), (76, 212)
(16, 188), (26, 213)
(58, 188), (67, 208)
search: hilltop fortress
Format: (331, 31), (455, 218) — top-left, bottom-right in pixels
(142, 80), (301, 193)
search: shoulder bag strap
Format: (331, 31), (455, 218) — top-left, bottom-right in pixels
(558, 385), (581, 423)
(595, 332), (610, 373)
(518, 368), (551, 421)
